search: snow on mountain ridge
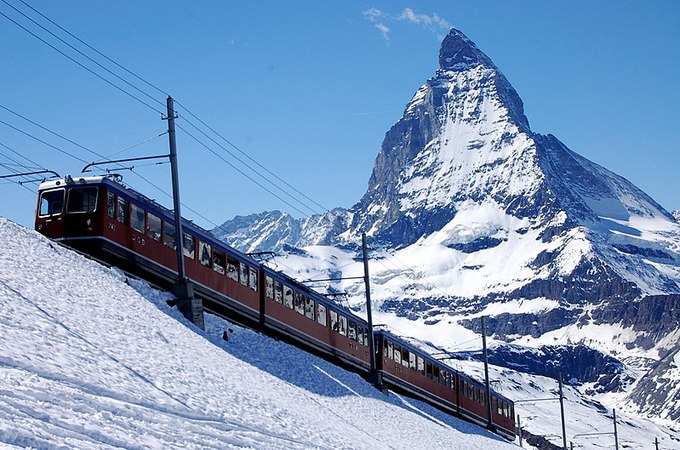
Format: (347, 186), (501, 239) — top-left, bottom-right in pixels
(213, 27), (680, 420)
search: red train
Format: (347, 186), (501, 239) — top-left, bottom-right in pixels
(35, 175), (516, 440)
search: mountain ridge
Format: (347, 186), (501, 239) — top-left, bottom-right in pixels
(213, 27), (680, 422)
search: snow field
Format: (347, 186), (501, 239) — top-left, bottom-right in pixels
(0, 218), (519, 449)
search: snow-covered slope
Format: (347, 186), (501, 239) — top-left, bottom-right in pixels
(1, 219), (678, 449)
(214, 27), (680, 424)
(0, 218), (524, 449)
(674, 210), (680, 222)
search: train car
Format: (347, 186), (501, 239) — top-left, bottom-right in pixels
(376, 329), (515, 440)
(261, 267), (371, 372)
(34, 174), (515, 441)
(35, 175), (263, 325)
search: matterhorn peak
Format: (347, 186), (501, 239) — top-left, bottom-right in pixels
(439, 28), (495, 70)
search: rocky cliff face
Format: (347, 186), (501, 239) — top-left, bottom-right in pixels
(214, 28), (680, 421)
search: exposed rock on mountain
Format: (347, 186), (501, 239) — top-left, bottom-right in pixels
(214, 28), (680, 420)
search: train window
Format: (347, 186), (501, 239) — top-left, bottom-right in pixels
(249, 268), (258, 291)
(199, 241), (212, 267)
(106, 192), (115, 218)
(438, 368), (445, 385)
(330, 309), (339, 332)
(316, 303), (327, 326)
(274, 280), (283, 302)
(227, 257), (238, 281)
(417, 355), (425, 373)
(239, 263), (248, 286)
(146, 213), (162, 241)
(183, 233), (195, 259)
(163, 222), (176, 249)
(304, 297), (314, 319)
(265, 276), (274, 299)
(130, 203), (145, 232)
(293, 293), (304, 315)
(39, 189), (64, 216)
(386, 341), (393, 360)
(348, 320), (357, 341)
(213, 251), (226, 274)
(426, 363), (433, 379)
(409, 352), (417, 370)
(67, 187), (98, 213)
(116, 197), (128, 224)
(339, 315), (347, 336)
(356, 326), (364, 345)
(393, 345), (402, 364)
(401, 349), (409, 367)
(433, 366), (441, 383)
(283, 285), (294, 309)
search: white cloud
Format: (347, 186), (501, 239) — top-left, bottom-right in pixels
(363, 7), (451, 42)
(362, 8), (391, 41)
(399, 8), (450, 32)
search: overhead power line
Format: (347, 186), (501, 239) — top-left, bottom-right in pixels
(178, 116), (319, 215)
(1, 0), (166, 112)
(175, 100), (330, 213)
(0, 7), (162, 114)
(177, 123), (309, 217)
(0, 104), (218, 227)
(1, 0), (328, 217)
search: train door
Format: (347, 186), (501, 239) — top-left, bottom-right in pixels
(63, 185), (100, 237)
(35, 187), (66, 238)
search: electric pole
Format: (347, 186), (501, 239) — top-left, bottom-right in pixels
(613, 408), (619, 450)
(165, 96), (203, 329)
(517, 414), (522, 447)
(362, 232), (378, 384)
(481, 316), (494, 430)
(559, 373), (567, 450)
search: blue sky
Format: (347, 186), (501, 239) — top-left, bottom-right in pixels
(1, 1), (679, 227)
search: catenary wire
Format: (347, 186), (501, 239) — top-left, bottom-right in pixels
(175, 101), (330, 213)
(3, 0), (328, 216)
(177, 123), (310, 217)
(0, 0), (165, 111)
(0, 9), (162, 114)
(5, 0), (425, 296)
(0, 105), (218, 227)
(178, 115), (319, 215)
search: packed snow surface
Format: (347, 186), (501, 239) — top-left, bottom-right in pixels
(0, 218), (523, 449)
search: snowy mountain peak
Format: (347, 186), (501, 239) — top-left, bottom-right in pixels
(439, 28), (494, 71)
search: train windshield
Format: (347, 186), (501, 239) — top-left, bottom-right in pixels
(67, 187), (98, 213)
(39, 189), (65, 216)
